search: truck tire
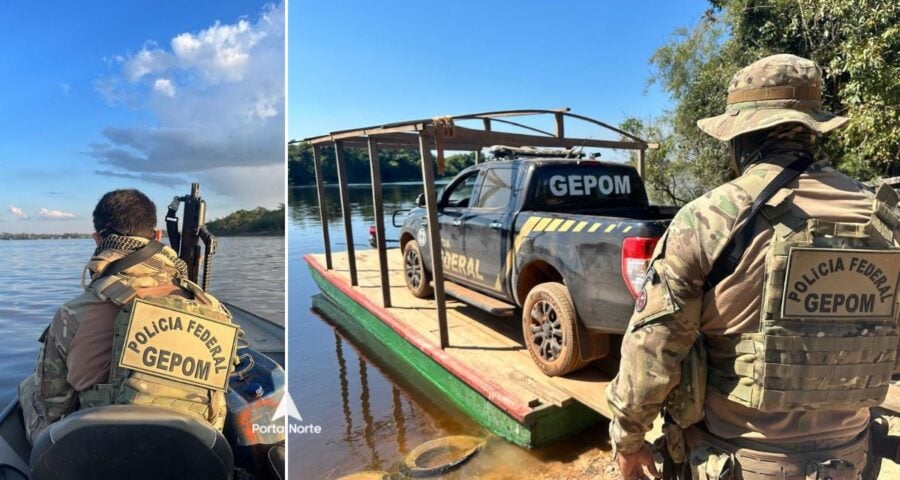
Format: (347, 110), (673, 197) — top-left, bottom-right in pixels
(403, 240), (434, 298)
(522, 282), (588, 376)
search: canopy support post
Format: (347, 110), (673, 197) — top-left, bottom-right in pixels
(638, 148), (646, 179)
(312, 145), (333, 270)
(418, 132), (449, 349)
(368, 138), (391, 308)
(334, 140), (358, 286)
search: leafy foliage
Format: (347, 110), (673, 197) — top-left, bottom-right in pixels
(288, 142), (475, 186)
(207, 205), (285, 236)
(635, 0), (899, 196)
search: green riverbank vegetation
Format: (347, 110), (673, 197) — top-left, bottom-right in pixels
(619, 0), (899, 206)
(207, 205), (285, 236)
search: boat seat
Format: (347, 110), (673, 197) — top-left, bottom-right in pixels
(30, 405), (233, 480)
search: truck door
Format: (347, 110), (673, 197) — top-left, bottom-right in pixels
(435, 170), (479, 282)
(463, 165), (517, 295)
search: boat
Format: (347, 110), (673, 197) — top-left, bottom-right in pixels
(0, 302), (285, 480)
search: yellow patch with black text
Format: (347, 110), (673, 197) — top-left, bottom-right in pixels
(119, 300), (238, 391)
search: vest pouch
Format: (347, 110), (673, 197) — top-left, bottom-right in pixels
(806, 459), (856, 480)
(666, 335), (707, 428)
(689, 444), (735, 480)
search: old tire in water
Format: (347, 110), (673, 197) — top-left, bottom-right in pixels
(399, 435), (484, 478)
(403, 240), (433, 298)
(522, 282), (587, 376)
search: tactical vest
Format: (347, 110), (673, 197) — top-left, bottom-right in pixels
(78, 275), (238, 430)
(706, 181), (900, 412)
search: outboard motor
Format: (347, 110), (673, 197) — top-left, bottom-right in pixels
(29, 406), (233, 480)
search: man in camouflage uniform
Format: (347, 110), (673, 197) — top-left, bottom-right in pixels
(19, 189), (231, 444)
(607, 54), (899, 479)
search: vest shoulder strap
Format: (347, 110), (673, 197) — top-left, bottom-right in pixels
(94, 241), (165, 281)
(704, 155), (814, 292)
(87, 276), (137, 306)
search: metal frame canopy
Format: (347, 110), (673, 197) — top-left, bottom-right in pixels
(296, 108), (656, 349)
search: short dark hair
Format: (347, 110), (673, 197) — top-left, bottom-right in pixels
(92, 189), (157, 239)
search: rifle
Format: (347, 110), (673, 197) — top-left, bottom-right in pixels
(166, 183), (217, 290)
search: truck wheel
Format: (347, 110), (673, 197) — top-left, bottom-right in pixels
(522, 282), (587, 376)
(403, 241), (433, 298)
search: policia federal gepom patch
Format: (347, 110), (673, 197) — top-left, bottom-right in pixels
(781, 248), (900, 319)
(118, 300), (239, 391)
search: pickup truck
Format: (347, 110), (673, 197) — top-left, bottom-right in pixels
(397, 157), (677, 376)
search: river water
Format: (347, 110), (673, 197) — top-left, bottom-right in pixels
(288, 184), (618, 480)
(0, 236), (285, 405)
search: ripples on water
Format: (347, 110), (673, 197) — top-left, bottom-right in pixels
(0, 236), (284, 405)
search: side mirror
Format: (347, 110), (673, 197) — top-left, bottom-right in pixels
(416, 193), (426, 207)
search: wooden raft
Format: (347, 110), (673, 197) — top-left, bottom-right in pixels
(305, 249), (614, 447)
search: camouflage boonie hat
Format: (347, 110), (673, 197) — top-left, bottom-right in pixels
(697, 54), (848, 141)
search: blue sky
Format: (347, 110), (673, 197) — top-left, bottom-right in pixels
(290, 0), (710, 147)
(0, 1), (285, 234)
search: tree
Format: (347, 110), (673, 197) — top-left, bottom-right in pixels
(647, 0), (899, 188)
(619, 117), (713, 205)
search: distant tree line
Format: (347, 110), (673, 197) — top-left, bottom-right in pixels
(207, 205), (285, 236)
(0, 233), (92, 240)
(288, 141), (476, 186)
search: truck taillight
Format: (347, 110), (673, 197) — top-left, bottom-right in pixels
(621, 237), (659, 299)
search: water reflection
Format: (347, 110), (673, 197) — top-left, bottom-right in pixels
(391, 386), (407, 455)
(358, 355), (382, 470)
(334, 331), (355, 449)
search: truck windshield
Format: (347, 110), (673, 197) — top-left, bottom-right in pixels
(525, 164), (648, 211)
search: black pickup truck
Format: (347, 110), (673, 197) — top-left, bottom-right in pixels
(396, 157), (678, 376)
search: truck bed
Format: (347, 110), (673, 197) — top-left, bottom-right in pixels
(513, 208), (674, 333)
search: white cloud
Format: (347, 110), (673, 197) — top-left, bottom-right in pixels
(170, 19), (261, 82)
(8, 205), (28, 219)
(153, 78), (176, 97)
(36, 208), (77, 220)
(90, 2), (284, 195)
(252, 94), (278, 119)
(123, 43), (173, 81)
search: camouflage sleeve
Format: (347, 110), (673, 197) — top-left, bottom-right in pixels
(24, 307), (79, 441)
(606, 186), (746, 454)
